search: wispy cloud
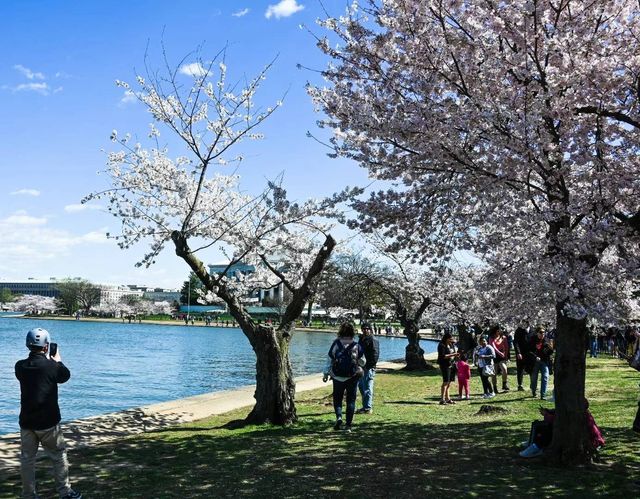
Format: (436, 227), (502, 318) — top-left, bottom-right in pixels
(11, 189), (41, 197)
(233, 8), (250, 17)
(265, 0), (304, 19)
(3, 211), (47, 226)
(0, 212), (109, 268)
(14, 82), (50, 95)
(179, 62), (208, 78)
(119, 89), (138, 106)
(6, 64), (64, 96)
(64, 203), (103, 213)
(13, 64), (45, 80)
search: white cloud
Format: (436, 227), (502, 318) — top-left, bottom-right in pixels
(64, 203), (103, 213)
(13, 64), (45, 80)
(14, 82), (50, 95)
(265, 0), (304, 19)
(178, 62), (208, 78)
(233, 8), (250, 17)
(119, 89), (137, 106)
(77, 229), (110, 244)
(3, 211), (47, 226)
(0, 212), (110, 269)
(10, 189), (40, 197)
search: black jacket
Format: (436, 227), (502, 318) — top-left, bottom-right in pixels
(15, 352), (71, 430)
(527, 337), (554, 364)
(514, 327), (530, 358)
(359, 335), (380, 369)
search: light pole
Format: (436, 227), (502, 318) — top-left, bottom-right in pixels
(187, 278), (191, 322)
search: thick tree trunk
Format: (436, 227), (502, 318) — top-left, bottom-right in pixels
(245, 325), (297, 425)
(404, 323), (428, 370)
(546, 303), (592, 464)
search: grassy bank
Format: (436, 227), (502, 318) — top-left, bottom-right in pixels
(1, 357), (638, 498)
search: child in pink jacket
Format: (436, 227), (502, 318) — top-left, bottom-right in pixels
(456, 354), (471, 400)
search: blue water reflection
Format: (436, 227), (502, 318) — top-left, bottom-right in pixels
(0, 318), (436, 434)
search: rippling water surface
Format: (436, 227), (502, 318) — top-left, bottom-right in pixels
(0, 317), (436, 434)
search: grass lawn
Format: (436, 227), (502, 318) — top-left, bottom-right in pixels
(1, 357), (639, 498)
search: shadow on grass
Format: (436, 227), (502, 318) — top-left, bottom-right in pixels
(384, 368), (441, 378)
(386, 400), (432, 406)
(2, 417), (637, 499)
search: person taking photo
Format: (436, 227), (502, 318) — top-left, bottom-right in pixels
(15, 328), (82, 499)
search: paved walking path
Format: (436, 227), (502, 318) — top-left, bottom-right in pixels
(0, 361), (408, 471)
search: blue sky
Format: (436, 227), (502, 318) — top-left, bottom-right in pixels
(0, 0), (368, 289)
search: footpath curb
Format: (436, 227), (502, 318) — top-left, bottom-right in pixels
(0, 360), (407, 471)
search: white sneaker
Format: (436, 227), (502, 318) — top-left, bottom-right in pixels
(488, 393), (496, 398)
(519, 443), (543, 458)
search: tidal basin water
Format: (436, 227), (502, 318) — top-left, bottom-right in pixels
(0, 318), (436, 434)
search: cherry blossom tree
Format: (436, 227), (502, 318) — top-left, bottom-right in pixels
(338, 237), (438, 369)
(319, 253), (391, 321)
(86, 48), (356, 425)
(312, 0), (640, 463)
(13, 294), (57, 315)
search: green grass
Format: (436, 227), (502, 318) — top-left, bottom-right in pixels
(1, 357), (639, 498)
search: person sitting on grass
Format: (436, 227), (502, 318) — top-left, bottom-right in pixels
(322, 322), (366, 432)
(519, 399), (605, 458)
(437, 332), (460, 405)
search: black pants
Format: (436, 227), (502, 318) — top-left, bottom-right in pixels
(478, 368), (493, 395)
(633, 401), (640, 432)
(528, 420), (553, 448)
(516, 359), (527, 387)
(332, 377), (358, 425)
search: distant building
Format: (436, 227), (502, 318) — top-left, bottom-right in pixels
(1, 278), (180, 307)
(208, 262), (284, 305)
(128, 285), (180, 303)
(0, 278), (61, 298)
(98, 284), (144, 304)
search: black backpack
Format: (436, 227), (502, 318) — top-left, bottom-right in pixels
(331, 340), (359, 377)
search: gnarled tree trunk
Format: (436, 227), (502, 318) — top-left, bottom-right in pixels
(546, 302), (592, 464)
(404, 323), (428, 370)
(246, 325), (297, 424)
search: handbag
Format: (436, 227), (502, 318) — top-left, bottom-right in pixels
(482, 364), (495, 376)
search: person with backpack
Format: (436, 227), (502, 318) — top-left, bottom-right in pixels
(323, 322), (366, 432)
(357, 322), (379, 414)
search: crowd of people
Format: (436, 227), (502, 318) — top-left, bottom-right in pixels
(436, 323), (558, 404)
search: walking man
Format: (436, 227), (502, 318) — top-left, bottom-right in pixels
(357, 322), (379, 414)
(15, 328), (82, 499)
